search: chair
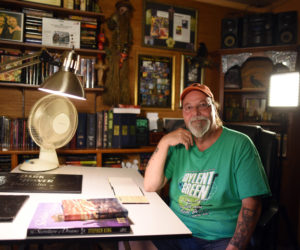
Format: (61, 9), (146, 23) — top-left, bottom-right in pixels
(227, 124), (280, 250)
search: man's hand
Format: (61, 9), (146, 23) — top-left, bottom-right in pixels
(161, 128), (193, 150)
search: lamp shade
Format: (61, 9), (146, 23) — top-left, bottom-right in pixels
(39, 70), (85, 100)
(38, 49), (85, 100)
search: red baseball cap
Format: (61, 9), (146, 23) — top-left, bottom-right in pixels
(180, 83), (214, 101)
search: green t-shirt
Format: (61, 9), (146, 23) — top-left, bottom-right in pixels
(164, 126), (271, 240)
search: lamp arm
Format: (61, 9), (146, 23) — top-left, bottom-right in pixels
(0, 49), (60, 74)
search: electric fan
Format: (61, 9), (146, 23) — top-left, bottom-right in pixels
(20, 95), (78, 172)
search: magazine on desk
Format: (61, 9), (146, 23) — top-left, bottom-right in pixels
(27, 202), (131, 236)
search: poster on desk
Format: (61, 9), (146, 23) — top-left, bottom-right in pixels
(42, 17), (80, 48)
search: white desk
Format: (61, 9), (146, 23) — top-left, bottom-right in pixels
(0, 166), (191, 242)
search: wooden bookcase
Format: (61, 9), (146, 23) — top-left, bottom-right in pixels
(216, 44), (298, 130)
(0, 0), (156, 171)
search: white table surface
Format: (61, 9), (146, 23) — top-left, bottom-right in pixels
(0, 165), (191, 242)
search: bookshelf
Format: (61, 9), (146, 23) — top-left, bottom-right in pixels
(0, 1), (156, 171)
(217, 44), (299, 129)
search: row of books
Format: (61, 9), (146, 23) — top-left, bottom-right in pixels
(63, 152), (152, 170)
(70, 106), (142, 150)
(4, 7), (101, 50)
(23, 8), (53, 45)
(0, 49), (96, 88)
(63, 0), (100, 12)
(0, 107), (147, 152)
(0, 116), (38, 151)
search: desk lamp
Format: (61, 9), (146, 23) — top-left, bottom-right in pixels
(0, 48), (85, 100)
(0, 49), (86, 171)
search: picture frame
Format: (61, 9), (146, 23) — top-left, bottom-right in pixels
(0, 10), (24, 43)
(180, 54), (204, 95)
(143, 0), (197, 52)
(42, 18), (80, 49)
(135, 51), (175, 110)
(244, 97), (266, 122)
(23, 0), (62, 7)
(0, 51), (23, 83)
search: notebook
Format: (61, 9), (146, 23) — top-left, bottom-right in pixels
(0, 195), (29, 222)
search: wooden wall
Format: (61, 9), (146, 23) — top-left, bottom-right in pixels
(98, 0), (237, 118)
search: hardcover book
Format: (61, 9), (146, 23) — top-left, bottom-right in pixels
(0, 173), (82, 193)
(0, 195), (29, 222)
(112, 113), (137, 148)
(86, 113), (96, 148)
(76, 112), (87, 149)
(62, 198), (128, 221)
(27, 202), (131, 236)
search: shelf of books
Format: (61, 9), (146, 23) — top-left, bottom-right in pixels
(0, 107), (156, 171)
(0, 0), (105, 89)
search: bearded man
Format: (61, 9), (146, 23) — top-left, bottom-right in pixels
(144, 83), (271, 250)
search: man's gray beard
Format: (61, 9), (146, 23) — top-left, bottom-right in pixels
(188, 116), (211, 138)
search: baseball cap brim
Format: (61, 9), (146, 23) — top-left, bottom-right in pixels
(180, 83), (214, 101)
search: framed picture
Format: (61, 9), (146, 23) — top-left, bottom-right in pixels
(23, 0), (62, 7)
(0, 10), (24, 42)
(143, 0), (197, 51)
(135, 52), (175, 110)
(244, 97), (266, 121)
(180, 54), (204, 95)
(42, 18), (80, 48)
(0, 51), (23, 83)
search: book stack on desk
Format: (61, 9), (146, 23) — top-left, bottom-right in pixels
(27, 198), (131, 236)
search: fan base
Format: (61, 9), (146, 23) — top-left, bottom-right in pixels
(19, 159), (59, 172)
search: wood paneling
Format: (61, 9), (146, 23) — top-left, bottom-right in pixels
(0, 88), (23, 118)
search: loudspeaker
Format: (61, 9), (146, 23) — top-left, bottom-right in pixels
(221, 18), (240, 49)
(275, 11), (297, 45)
(242, 13), (274, 47)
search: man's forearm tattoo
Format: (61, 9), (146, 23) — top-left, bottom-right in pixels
(229, 207), (257, 249)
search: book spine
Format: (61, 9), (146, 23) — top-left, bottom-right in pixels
(112, 113), (121, 149)
(27, 226), (130, 236)
(86, 113), (96, 148)
(107, 110), (113, 148)
(76, 113), (87, 148)
(96, 111), (103, 148)
(102, 110), (108, 149)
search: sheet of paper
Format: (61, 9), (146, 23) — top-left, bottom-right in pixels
(108, 177), (149, 204)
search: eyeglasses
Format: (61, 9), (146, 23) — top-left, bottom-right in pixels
(182, 102), (211, 113)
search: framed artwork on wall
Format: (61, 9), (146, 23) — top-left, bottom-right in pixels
(143, 0), (197, 52)
(135, 51), (175, 110)
(0, 10), (24, 43)
(180, 54), (204, 96)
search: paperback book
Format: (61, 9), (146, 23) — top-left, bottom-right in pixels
(27, 202), (131, 236)
(62, 198), (128, 221)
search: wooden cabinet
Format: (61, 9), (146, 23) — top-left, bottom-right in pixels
(217, 45), (298, 130)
